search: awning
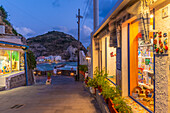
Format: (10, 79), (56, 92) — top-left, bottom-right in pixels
(0, 41), (29, 50)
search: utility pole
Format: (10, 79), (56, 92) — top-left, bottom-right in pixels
(76, 9), (83, 81)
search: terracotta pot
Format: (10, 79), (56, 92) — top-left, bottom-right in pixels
(85, 80), (88, 85)
(47, 76), (51, 79)
(108, 98), (118, 113)
(98, 86), (102, 92)
(94, 87), (96, 94)
(79, 70), (85, 77)
(104, 98), (109, 104)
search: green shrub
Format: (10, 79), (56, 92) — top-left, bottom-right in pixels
(94, 67), (132, 113)
(26, 50), (36, 69)
(47, 72), (52, 77)
(79, 65), (88, 72)
(112, 97), (132, 113)
(87, 77), (98, 88)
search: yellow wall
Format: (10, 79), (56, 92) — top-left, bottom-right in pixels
(130, 21), (139, 95)
(102, 37), (106, 70)
(92, 38), (98, 76)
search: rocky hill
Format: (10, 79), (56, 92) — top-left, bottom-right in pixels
(26, 31), (87, 61)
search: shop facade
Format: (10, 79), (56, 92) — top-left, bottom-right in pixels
(0, 36), (29, 90)
(91, 0), (170, 112)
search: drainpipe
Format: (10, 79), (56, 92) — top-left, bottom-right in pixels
(91, 0), (99, 77)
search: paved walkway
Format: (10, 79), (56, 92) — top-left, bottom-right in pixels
(0, 76), (101, 113)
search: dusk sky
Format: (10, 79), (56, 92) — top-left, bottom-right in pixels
(0, 0), (118, 47)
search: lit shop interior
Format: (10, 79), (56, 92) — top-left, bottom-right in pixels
(0, 50), (25, 85)
(129, 16), (154, 112)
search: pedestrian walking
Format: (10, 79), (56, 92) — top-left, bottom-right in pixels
(53, 66), (57, 76)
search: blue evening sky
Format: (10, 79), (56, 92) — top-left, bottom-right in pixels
(0, 0), (118, 47)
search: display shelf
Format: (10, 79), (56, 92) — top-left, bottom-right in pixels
(138, 56), (153, 58)
(143, 70), (154, 74)
(138, 44), (153, 47)
(138, 82), (153, 90)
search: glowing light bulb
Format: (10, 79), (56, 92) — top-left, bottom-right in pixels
(150, 14), (153, 18)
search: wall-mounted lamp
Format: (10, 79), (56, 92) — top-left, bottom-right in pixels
(150, 14), (154, 18)
(86, 56), (91, 60)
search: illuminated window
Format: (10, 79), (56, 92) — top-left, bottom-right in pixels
(0, 50), (11, 75)
(12, 51), (19, 72)
(129, 19), (154, 112)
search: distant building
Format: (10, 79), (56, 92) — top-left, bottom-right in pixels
(54, 56), (62, 61)
(79, 51), (87, 65)
(37, 56), (45, 62)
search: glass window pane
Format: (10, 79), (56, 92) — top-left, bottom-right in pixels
(0, 50), (11, 75)
(12, 51), (19, 72)
(20, 52), (25, 71)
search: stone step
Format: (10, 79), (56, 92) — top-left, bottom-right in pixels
(0, 86), (5, 91)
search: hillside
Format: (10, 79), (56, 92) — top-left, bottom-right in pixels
(26, 31), (87, 61)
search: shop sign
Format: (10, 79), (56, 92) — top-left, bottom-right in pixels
(162, 6), (168, 18)
(116, 48), (121, 70)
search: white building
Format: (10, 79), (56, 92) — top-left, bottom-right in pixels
(79, 50), (87, 65)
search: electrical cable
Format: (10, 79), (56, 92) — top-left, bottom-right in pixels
(81, 0), (92, 28)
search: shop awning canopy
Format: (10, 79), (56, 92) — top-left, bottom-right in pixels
(0, 41), (29, 50)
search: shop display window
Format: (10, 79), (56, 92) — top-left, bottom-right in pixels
(129, 20), (154, 112)
(0, 50), (11, 75)
(0, 50), (25, 75)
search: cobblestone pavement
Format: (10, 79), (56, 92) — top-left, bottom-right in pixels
(0, 76), (101, 113)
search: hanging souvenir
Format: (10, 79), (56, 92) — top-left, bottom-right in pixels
(158, 35), (162, 38)
(156, 48), (159, 53)
(164, 45), (168, 51)
(154, 34), (157, 38)
(159, 39), (162, 44)
(153, 39), (157, 45)
(163, 33), (167, 37)
(160, 43), (163, 48)
(160, 49), (163, 54)
(154, 44), (157, 49)
(164, 38), (167, 45)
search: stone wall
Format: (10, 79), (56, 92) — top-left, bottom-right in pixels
(9, 73), (26, 89)
(154, 1), (170, 113)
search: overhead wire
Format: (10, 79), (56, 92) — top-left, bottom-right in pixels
(81, 0), (92, 28)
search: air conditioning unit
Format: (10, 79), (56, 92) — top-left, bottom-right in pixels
(0, 25), (5, 34)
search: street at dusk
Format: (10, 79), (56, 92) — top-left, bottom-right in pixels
(0, 0), (170, 113)
(0, 76), (101, 113)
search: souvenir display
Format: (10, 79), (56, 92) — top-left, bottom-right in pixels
(154, 31), (168, 54)
(131, 31), (154, 112)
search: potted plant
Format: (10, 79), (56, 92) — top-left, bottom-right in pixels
(101, 84), (114, 104)
(94, 67), (108, 92)
(84, 76), (89, 85)
(87, 77), (98, 94)
(111, 97), (132, 113)
(46, 72), (52, 85)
